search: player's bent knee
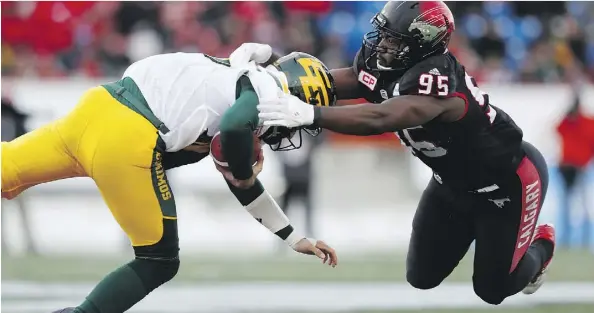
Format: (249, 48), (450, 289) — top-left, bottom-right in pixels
(129, 219), (180, 292)
(473, 280), (506, 305)
(129, 257), (180, 293)
(406, 269), (443, 290)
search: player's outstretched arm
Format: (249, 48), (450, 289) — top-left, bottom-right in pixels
(330, 67), (364, 101)
(258, 94), (463, 136)
(312, 95), (461, 135)
(226, 179), (338, 267)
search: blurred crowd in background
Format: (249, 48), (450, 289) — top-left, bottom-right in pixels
(2, 1), (594, 83)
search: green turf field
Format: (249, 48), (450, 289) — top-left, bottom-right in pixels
(334, 305), (594, 313)
(3, 249), (593, 282)
(3, 250), (593, 313)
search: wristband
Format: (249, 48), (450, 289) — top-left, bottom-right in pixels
(284, 230), (305, 248)
(312, 106), (321, 127)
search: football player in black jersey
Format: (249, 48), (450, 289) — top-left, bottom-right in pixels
(251, 0), (556, 305)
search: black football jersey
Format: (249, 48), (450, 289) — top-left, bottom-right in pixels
(354, 48), (524, 190)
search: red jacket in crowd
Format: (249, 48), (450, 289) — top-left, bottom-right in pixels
(557, 112), (594, 168)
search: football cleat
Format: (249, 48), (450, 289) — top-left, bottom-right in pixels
(522, 223), (556, 295)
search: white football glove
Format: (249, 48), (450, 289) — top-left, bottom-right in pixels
(257, 92), (315, 128)
(229, 43), (273, 67)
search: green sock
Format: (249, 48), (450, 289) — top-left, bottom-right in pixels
(74, 262), (147, 313)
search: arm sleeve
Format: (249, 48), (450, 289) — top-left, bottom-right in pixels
(219, 75), (260, 180)
(226, 178), (298, 242)
(226, 178), (265, 206)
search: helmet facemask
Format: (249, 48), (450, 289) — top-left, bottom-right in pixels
(259, 126), (302, 151)
(364, 30), (415, 72)
(363, 11), (452, 73)
(363, 13), (424, 72)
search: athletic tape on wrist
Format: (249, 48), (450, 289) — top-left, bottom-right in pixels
(284, 231), (305, 248)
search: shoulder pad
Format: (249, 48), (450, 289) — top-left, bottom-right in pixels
(353, 48), (366, 74)
(354, 47), (382, 92)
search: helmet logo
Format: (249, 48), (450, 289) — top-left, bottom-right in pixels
(408, 21), (446, 43)
(297, 58), (333, 107)
(275, 52), (336, 108)
(412, 2), (454, 45)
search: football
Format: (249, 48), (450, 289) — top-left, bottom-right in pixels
(209, 132), (261, 168)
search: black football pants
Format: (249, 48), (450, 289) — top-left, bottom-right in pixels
(406, 141), (550, 305)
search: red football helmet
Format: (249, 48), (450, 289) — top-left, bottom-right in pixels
(363, 1), (455, 71)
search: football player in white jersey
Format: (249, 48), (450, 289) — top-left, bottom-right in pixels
(1, 50), (338, 313)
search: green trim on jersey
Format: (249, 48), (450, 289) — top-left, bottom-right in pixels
(204, 54), (231, 67)
(102, 77), (170, 135)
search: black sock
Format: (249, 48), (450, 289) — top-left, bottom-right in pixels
(74, 263), (147, 313)
(74, 258), (179, 313)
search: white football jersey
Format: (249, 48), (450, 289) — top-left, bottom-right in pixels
(122, 52), (285, 152)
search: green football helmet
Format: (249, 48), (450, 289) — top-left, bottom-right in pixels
(261, 52), (337, 151)
(272, 52), (337, 107)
